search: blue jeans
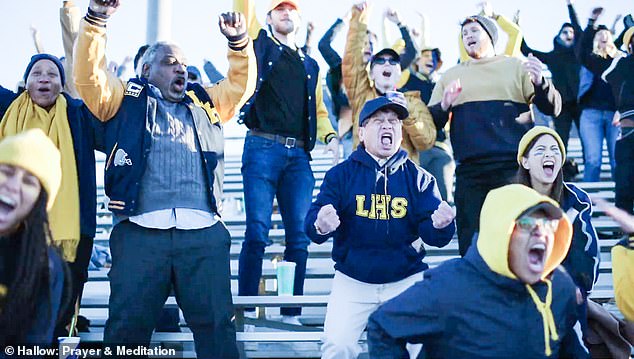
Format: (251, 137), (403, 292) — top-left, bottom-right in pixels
(238, 134), (314, 316)
(341, 130), (353, 160)
(579, 109), (617, 181)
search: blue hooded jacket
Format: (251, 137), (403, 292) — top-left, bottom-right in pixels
(560, 182), (600, 296)
(367, 184), (589, 358)
(305, 147), (454, 284)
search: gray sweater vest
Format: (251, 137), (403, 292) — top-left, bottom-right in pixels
(135, 96), (212, 214)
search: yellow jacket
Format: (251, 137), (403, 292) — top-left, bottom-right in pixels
(342, 6), (435, 164)
(612, 239), (634, 322)
(73, 18), (256, 124)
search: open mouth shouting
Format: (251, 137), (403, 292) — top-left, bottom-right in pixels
(172, 76), (186, 93)
(542, 159), (556, 177)
(379, 131), (394, 149)
(0, 194), (17, 216)
(527, 242), (547, 273)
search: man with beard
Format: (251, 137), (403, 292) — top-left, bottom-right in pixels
(428, 15), (562, 257)
(234, 0), (340, 325)
(73, 0), (256, 357)
(343, 1), (436, 164)
(521, 0), (583, 154)
(305, 95), (455, 359)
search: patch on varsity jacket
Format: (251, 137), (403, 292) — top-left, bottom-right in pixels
(124, 82), (144, 97)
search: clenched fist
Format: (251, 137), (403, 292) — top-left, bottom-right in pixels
(431, 201), (455, 229)
(89, 0), (120, 16)
(315, 204), (340, 235)
(219, 12), (247, 39)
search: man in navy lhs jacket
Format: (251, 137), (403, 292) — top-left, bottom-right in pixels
(305, 93), (455, 359)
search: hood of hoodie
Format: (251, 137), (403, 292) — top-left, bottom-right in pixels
(552, 23), (576, 52)
(351, 146), (409, 174)
(476, 184), (572, 281)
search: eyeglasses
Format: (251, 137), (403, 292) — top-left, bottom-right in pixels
(515, 217), (559, 232)
(373, 57), (399, 66)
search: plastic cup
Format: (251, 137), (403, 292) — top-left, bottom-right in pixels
(276, 261), (296, 296)
(58, 336), (80, 359)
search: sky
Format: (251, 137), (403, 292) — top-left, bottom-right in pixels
(0, 0), (631, 90)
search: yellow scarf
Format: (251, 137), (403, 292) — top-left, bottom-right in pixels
(0, 92), (80, 262)
(526, 279), (560, 357)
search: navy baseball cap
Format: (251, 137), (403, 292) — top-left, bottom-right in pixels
(359, 91), (409, 126)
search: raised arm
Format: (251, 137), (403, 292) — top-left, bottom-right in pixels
(30, 25), (45, 54)
(497, 14), (523, 57)
(576, 10), (610, 76)
(384, 8), (417, 69)
(60, 0), (81, 98)
(318, 18), (345, 69)
(567, 0), (582, 35)
(205, 12), (257, 123)
(73, 0), (125, 122)
(342, 3), (373, 107)
(233, 0), (261, 40)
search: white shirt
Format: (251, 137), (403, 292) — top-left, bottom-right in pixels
(129, 209), (218, 230)
(126, 84), (218, 230)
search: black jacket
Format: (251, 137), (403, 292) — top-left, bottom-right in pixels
(520, 4), (581, 105)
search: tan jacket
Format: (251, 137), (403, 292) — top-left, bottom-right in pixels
(73, 18), (256, 124)
(342, 6), (435, 164)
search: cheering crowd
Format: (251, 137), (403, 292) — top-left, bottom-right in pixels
(0, 0), (633, 358)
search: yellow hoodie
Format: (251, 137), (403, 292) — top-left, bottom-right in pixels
(477, 184), (573, 356)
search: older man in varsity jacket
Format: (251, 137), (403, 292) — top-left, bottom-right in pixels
(73, 1), (256, 357)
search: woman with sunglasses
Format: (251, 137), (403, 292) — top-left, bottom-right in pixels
(515, 126), (599, 327)
(0, 129), (68, 348)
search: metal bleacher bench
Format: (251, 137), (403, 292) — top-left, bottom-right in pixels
(81, 138), (625, 358)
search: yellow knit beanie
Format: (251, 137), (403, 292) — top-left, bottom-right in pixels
(0, 129), (61, 209)
(517, 126), (566, 165)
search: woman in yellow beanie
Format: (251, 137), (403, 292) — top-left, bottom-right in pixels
(0, 129), (68, 347)
(516, 126), (600, 328)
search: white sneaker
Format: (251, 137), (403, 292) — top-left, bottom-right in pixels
(281, 315), (302, 326)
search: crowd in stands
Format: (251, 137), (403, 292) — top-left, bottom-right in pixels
(0, 0), (632, 358)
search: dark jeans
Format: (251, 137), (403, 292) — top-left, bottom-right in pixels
(419, 146), (455, 203)
(54, 234), (94, 337)
(553, 102), (580, 151)
(454, 161), (517, 256)
(239, 134), (314, 316)
(104, 221), (237, 359)
(615, 128), (634, 214)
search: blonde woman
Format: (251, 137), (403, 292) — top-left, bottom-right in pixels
(576, 7), (620, 182)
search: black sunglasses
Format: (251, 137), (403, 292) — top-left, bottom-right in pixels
(373, 57), (399, 65)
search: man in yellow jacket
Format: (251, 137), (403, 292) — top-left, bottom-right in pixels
(343, 1), (436, 165)
(73, 0), (256, 357)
